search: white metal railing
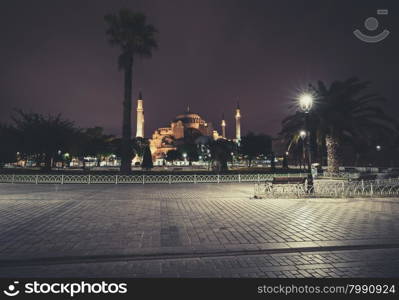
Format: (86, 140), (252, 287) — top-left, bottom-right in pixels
(254, 178), (399, 198)
(0, 173), (309, 185)
(1, 172), (393, 186)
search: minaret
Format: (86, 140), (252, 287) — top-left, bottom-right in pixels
(136, 91), (144, 138)
(221, 113), (226, 139)
(235, 102), (241, 142)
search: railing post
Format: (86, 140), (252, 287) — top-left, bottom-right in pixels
(361, 179), (364, 194)
(370, 183), (373, 196)
(88, 174), (91, 184)
(61, 174), (64, 185)
(169, 175), (172, 184)
(115, 175), (118, 184)
(238, 174), (241, 183)
(217, 174), (220, 184)
(342, 181), (345, 193)
(194, 174), (197, 184)
(143, 175), (145, 184)
(35, 175), (38, 184)
(12, 174), (15, 184)
(257, 174), (260, 183)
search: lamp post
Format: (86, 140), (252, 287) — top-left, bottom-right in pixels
(299, 130), (307, 171)
(298, 93), (314, 193)
(283, 151), (289, 169)
(376, 145), (382, 167)
(182, 153), (187, 166)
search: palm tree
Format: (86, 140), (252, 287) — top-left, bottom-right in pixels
(104, 9), (158, 173)
(281, 78), (397, 173)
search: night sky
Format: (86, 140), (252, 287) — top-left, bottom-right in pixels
(1, 0), (398, 138)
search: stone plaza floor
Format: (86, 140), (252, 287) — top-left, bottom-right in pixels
(0, 183), (398, 277)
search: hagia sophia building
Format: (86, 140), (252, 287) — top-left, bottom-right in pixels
(134, 92), (241, 162)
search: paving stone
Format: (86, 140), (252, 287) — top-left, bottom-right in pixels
(1, 183), (399, 277)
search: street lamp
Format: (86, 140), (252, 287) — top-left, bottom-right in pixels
(375, 145), (382, 168)
(299, 130), (307, 171)
(298, 92), (314, 193)
(182, 153), (187, 165)
(298, 93), (314, 113)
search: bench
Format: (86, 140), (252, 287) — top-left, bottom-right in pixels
(272, 177), (306, 185)
(257, 177), (307, 197)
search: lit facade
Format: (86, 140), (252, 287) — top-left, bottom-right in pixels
(134, 94), (242, 161)
(149, 108), (218, 159)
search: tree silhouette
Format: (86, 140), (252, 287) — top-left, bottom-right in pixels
(81, 127), (114, 166)
(240, 133), (272, 167)
(209, 139), (235, 172)
(105, 9), (158, 173)
(141, 146), (153, 170)
(0, 124), (18, 167)
(165, 149), (181, 165)
(12, 110), (79, 171)
(281, 78), (398, 173)
(177, 143), (198, 166)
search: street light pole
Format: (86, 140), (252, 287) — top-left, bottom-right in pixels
(299, 130), (306, 171)
(298, 93), (314, 193)
(304, 113), (312, 172)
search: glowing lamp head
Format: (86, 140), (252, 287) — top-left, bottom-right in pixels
(298, 93), (314, 112)
(376, 145), (381, 151)
(299, 130), (307, 139)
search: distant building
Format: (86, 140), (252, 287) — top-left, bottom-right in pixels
(134, 93), (242, 160)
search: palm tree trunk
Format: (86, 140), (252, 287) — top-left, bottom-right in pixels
(325, 134), (341, 173)
(120, 56), (133, 173)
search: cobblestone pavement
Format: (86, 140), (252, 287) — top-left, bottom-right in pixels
(0, 183), (399, 277)
(1, 248), (398, 278)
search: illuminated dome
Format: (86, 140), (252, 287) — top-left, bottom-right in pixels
(174, 112), (203, 124)
(174, 106), (205, 125)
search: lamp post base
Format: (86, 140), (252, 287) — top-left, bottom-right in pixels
(307, 173), (314, 193)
